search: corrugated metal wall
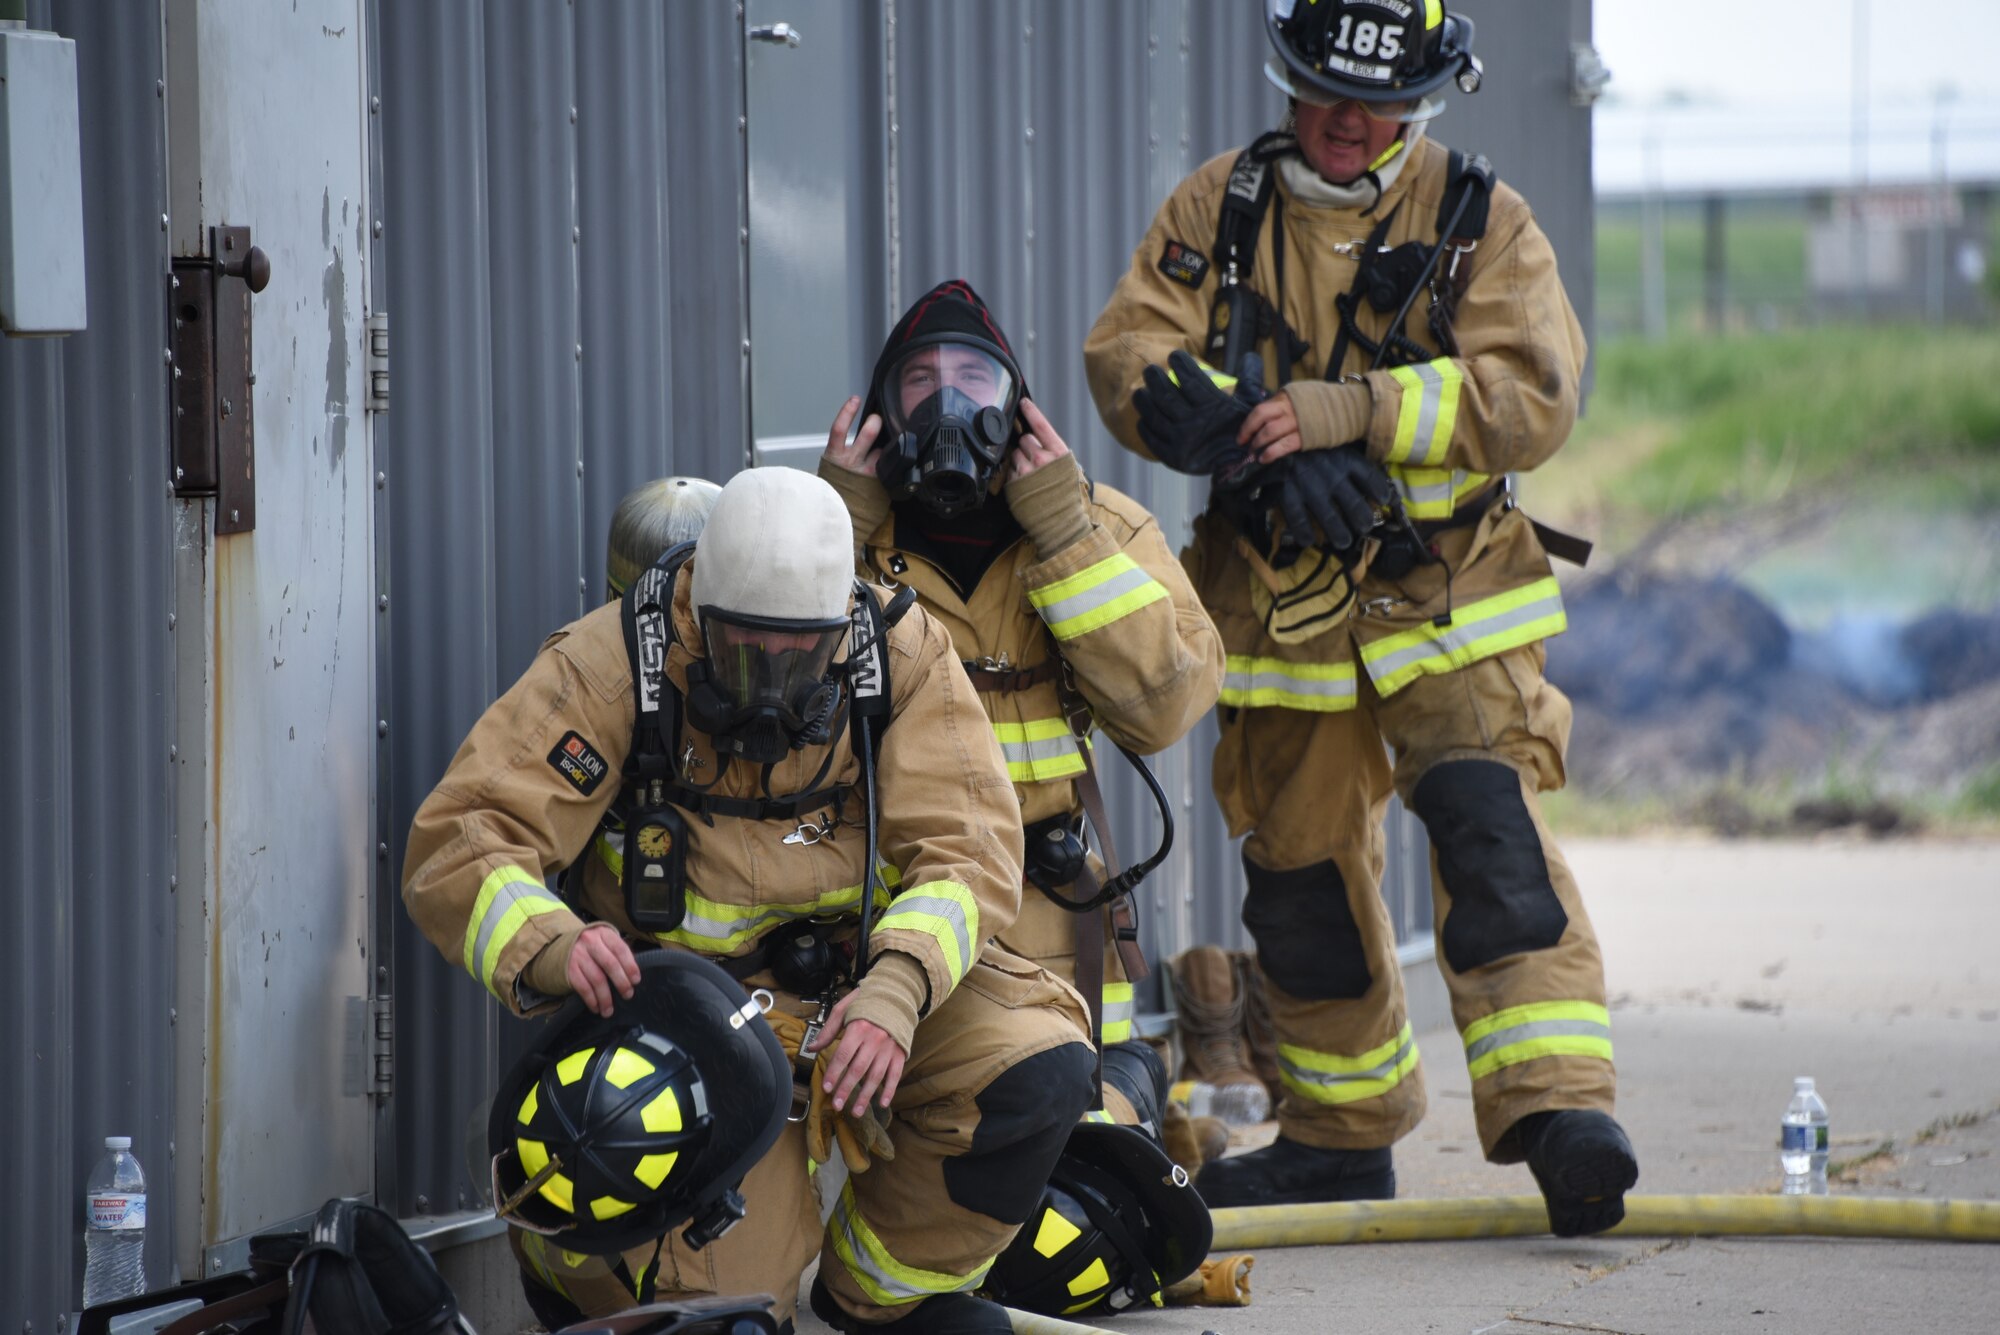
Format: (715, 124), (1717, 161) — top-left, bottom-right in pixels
(0, 4), (173, 1330)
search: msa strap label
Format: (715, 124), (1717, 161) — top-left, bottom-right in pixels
(1158, 240), (1211, 288)
(548, 731), (610, 796)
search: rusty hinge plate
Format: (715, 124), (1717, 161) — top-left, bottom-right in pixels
(169, 224), (266, 534)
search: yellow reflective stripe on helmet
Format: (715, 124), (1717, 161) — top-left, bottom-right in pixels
(1100, 981), (1136, 1045)
(1463, 1001), (1612, 1081)
(1424, 0), (1443, 30)
(1278, 1023), (1420, 1105)
(1359, 576), (1567, 696)
(1219, 654), (1358, 712)
(830, 1180), (992, 1305)
(993, 718), (1089, 783)
(1028, 552), (1169, 641)
(1386, 463), (1490, 519)
(1384, 359), (1463, 467)
(463, 865), (568, 998)
(875, 880), (978, 989)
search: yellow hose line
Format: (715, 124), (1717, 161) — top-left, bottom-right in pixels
(1004, 1310), (1126, 1335)
(1208, 1193), (2000, 1250)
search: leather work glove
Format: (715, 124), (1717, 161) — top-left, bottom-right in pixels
(1163, 1254), (1255, 1308)
(1132, 349), (1270, 480)
(1273, 444), (1395, 554)
(764, 1008), (898, 1175)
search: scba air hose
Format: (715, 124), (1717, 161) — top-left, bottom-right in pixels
(1205, 1193), (2000, 1249)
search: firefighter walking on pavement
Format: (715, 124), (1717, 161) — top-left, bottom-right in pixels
(817, 280), (1224, 1147)
(1084, 0), (1638, 1235)
(403, 467), (1095, 1333)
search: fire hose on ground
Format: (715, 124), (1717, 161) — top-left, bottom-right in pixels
(1001, 1194), (2000, 1335)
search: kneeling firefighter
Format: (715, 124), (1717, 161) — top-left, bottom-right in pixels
(1083, 0), (1637, 1233)
(817, 280), (1225, 1154)
(404, 467), (1097, 1333)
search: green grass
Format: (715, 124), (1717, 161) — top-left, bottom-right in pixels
(1563, 324), (2000, 522)
(1597, 203), (1813, 336)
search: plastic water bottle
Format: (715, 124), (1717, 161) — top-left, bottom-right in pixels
(1780, 1077), (1829, 1195)
(84, 1136), (148, 1307)
(1171, 1079), (1271, 1127)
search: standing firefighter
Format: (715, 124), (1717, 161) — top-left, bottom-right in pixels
(818, 280), (1224, 1148)
(1083, 0), (1637, 1235)
(404, 467), (1095, 1333)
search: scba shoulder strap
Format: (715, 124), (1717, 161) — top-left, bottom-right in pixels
(1209, 137), (1495, 377)
(593, 543), (910, 933)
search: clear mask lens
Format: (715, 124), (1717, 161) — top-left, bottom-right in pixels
(883, 340), (1017, 437)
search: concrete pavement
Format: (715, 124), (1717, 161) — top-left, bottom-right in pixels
(795, 836), (2000, 1335)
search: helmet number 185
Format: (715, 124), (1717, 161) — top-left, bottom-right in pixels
(1334, 15), (1404, 62)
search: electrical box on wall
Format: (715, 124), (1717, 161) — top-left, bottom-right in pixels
(0, 25), (87, 336)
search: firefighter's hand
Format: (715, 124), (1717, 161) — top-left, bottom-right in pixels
(805, 991), (908, 1113)
(1006, 398), (1071, 481)
(823, 395), (885, 476)
(566, 923), (641, 1017)
(1242, 393), (1303, 461)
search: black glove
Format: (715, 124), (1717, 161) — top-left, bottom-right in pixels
(1274, 445), (1395, 555)
(1132, 349), (1269, 478)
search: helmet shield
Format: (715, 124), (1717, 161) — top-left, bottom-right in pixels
(1265, 0), (1478, 108)
(697, 607), (847, 732)
(488, 949), (791, 1255)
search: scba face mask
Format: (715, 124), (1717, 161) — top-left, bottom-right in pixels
(874, 337), (1022, 518)
(684, 607), (847, 765)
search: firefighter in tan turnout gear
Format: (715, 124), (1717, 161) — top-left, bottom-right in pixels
(818, 280), (1224, 1143)
(1084, 0), (1638, 1235)
(404, 467), (1094, 1334)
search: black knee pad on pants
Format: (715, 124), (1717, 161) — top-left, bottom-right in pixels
(1412, 758), (1569, 973)
(944, 1040), (1096, 1225)
(1241, 854), (1373, 1000)
(1101, 1038), (1168, 1132)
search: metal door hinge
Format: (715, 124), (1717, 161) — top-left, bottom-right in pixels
(170, 224), (271, 533)
(366, 312), (389, 412)
(368, 994), (393, 1100)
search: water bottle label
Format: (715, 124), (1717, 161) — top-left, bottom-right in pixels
(1780, 1124), (1813, 1153)
(89, 1192), (146, 1231)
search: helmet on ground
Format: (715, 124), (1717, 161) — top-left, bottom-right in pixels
(606, 476), (723, 599)
(982, 1121), (1213, 1317)
(1265, 0), (1481, 117)
(488, 948), (791, 1255)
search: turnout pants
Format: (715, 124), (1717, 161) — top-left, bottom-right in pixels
(513, 946), (1095, 1326)
(1215, 641), (1615, 1161)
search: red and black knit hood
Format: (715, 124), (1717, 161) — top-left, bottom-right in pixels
(862, 279), (1029, 428)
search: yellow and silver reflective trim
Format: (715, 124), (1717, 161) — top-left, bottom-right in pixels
(1100, 981), (1135, 1044)
(1278, 1023), (1419, 1105)
(1386, 464), (1491, 520)
(1081, 1109), (1117, 1124)
(994, 718), (1089, 783)
(1384, 359), (1463, 467)
(463, 865), (569, 999)
(1028, 552), (1168, 641)
(1359, 576), (1566, 696)
(1463, 1001), (1612, 1081)
(1219, 654), (1358, 712)
(830, 1180), (992, 1306)
(595, 834), (901, 953)
(875, 880), (979, 989)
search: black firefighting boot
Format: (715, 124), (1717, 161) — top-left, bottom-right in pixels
(1193, 1134), (1395, 1207)
(810, 1276), (1010, 1335)
(1517, 1109), (1639, 1237)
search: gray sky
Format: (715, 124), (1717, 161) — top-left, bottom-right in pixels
(1590, 0), (2000, 192)
(1594, 0), (1999, 108)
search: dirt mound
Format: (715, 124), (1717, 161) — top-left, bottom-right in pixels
(1547, 574), (1998, 804)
